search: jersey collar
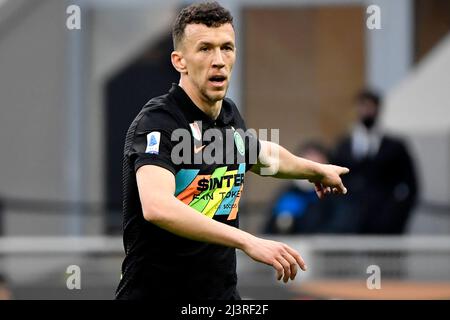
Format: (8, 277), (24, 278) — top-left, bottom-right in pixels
(169, 83), (234, 127)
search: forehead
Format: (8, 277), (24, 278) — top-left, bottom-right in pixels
(183, 23), (235, 46)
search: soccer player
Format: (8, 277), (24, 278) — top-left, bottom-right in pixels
(116, 1), (349, 300)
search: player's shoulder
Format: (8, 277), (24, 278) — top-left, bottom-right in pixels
(142, 92), (180, 119)
(135, 93), (186, 132)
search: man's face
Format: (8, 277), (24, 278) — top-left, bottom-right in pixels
(179, 23), (236, 103)
(357, 99), (379, 129)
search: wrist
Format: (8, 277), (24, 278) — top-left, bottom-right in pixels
(308, 161), (325, 183)
(235, 230), (255, 251)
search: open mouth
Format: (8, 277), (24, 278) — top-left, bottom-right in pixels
(208, 75), (227, 87)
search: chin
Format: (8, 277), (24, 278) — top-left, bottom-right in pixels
(204, 90), (226, 102)
(212, 92), (226, 101)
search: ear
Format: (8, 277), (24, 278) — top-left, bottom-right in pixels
(171, 51), (187, 74)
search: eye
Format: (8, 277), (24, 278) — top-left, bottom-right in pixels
(199, 46), (209, 52)
(223, 45), (234, 51)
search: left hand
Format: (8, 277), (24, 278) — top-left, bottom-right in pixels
(309, 164), (349, 199)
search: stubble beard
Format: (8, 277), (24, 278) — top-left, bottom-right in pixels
(200, 83), (228, 104)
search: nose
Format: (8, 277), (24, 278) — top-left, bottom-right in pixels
(212, 48), (225, 68)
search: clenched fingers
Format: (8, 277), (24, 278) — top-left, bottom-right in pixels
(314, 183), (325, 199)
(336, 166), (349, 194)
(336, 181), (347, 195)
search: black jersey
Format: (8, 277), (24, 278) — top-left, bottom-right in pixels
(116, 84), (260, 300)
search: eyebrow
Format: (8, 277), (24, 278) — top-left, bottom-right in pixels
(197, 41), (235, 47)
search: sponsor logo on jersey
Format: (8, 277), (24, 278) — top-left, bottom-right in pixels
(175, 163), (246, 220)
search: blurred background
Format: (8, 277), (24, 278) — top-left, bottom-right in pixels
(0, 0), (450, 299)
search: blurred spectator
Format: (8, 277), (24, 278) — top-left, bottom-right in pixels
(264, 142), (342, 234)
(0, 195), (3, 236)
(0, 274), (12, 300)
(331, 89), (418, 234)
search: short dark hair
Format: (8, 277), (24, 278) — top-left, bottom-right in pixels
(172, 1), (234, 49)
(356, 89), (381, 107)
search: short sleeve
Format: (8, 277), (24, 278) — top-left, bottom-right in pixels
(126, 109), (180, 176)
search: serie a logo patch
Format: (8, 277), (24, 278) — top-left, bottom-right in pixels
(145, 131), (161, 154)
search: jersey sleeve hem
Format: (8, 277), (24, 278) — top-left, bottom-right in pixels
(134, 158), (177, 177)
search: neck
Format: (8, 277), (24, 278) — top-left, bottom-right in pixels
(179, 77), (222, 120)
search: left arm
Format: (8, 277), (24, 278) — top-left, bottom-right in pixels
(250, 140), (349, 198)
